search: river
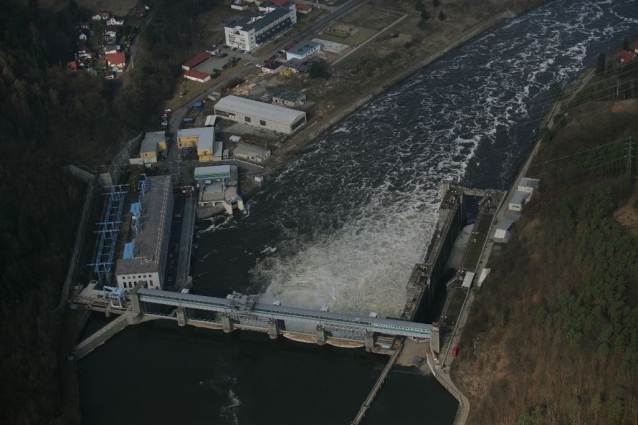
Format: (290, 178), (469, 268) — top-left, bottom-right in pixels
(80, 1), (638, 424)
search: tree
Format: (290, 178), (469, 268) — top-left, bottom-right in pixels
(421, 9), (429, 20)
(433, 0), (441, 6)
(418, 19), (427, 31)
(439, 11), (446, 21)
(623, 37), (630, 51)
(309, 61), (329, 79)
(596, 53), (606, 75)
(415, 0), (424, 11)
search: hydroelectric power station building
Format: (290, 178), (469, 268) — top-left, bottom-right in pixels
(214, 95), (306, 135)
(115, 176), (174, 292)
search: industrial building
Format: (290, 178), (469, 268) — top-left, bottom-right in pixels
(177, 127), (215, 161)
(130, 131), (167, 165)
(508, 191), (531, 212)
(224, 3), (297, 52)
(233, 142), (271, 163)
(115, 176), (174, 292)
(184, 70), (211, 83)
(517, 177), (540, 193)
(285, 40), (321, 60)
(271, 88), (306, 107)
(182, 52), (211, 70)
(194, 165), (244, 214)
(214, 95), (306, 135)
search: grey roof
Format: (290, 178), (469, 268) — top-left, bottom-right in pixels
(115, 176), (172, 275)
(178, 127), (215, 150)
(287, 40), (321, 56)
(215, 96), (305, 125)
(140, 131), (165, 154)
(240, 7), (291, 32)
(518, 177), (540, 189)
(272, 88), (306, 102)
(496, 214), (521, 231)
(510, 191), (531, 205)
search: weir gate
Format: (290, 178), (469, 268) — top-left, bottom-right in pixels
(72, 183), (499, 355)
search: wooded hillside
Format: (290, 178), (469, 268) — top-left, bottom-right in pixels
(456, 64), (638, 424)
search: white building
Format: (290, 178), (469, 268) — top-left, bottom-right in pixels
(214, 95), (306, 135)
(224, 4), (297, 52)
(508, 191), (531, 212)
(115, 176), (174, 292)
(285, 40), (321, 61)
(517, 177), (540, 193)
(233, 142), (271, 163)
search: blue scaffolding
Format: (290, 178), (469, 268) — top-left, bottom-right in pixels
(89, 185), (127, 284)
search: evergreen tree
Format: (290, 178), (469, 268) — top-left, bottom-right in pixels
(415, 0), (424, 11)
(596, 53), (606, 75)
(421, 9), (429, 20)
(623, 37), (630, 51)
(439, 11), (446, 21)
(433, 0), (441, 7)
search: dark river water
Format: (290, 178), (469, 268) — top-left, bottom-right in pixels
(80, 1), (638, 424)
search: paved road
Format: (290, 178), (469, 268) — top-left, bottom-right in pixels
(163, 0), (365, 182)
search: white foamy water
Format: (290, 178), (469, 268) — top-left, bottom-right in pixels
(198, 0), (638, 316)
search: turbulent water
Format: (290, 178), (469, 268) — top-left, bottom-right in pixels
(195, 0), (638, 317)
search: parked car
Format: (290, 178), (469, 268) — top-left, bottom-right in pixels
(213, 68), (221, 73)
(219, 53), (228, 58)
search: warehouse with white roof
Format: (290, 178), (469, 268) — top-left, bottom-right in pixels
(214, 95), (307, 135)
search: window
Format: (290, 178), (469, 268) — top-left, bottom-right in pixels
(245, 116), (251, 123)
(260, 120), (266, 126)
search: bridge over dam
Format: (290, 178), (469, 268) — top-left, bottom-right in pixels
(72, 183), (502, 357)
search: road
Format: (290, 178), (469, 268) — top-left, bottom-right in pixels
(163, 0), (365, 181)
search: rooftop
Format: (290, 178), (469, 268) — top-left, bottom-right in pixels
(140, 131), (165, 154)
(105, 52), (125, 64)
(178, 127), (215, 150)
(287, 40), (321, 56)
(510, 191), (531, 204)
(184, 70), (209, 80)
(234, 7), (292, 33)
(215, 95), (305, 125)
(183, 52), (211, 69)
(115, 176), (172, 275)
(234, 142), (271, 157)
(272, 88), (306, 102)
(518, 177), (540, 189)
(194, 165), (231, 181)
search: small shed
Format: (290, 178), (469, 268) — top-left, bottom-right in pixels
(509, 191), (530, 212)
(461, 271), (475, 288)
(193, 101), (204, 109)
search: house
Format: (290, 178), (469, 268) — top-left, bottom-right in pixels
(182, 52), (211, 71)
(296, 3), (312, 14)
(80, 22), (90, 29)
(184, 70), (211, 83)
(620, 49), (636, 65)
(105, 52), (126, 69)
(78, 32), (87, 40)
(68, 61), (77, 71)
(94, 12), (110, 20)
(206, 45), (220, 55)
(286, 40), (321, 61)
(271, 88), (306, 107)
(233, 142), (271, 163)
(106, 17), (124, 26)
(135, 6), (150, 18)
(105, 25), (118, 37)
(103, 44), (118, 55)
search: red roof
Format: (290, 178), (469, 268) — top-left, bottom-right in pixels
(269, 0), (291, 5)
(621, 50), (636, 63)
(105, 52), (126, 65)
(183, 52), (211, 69)
(184, 70), (209, 80)
(68, 61), (77, 70)
(296, 3), (311, 10)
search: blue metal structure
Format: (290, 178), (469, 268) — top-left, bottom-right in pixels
(88, 185), (127, 284)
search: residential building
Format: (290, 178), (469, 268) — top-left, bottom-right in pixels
(271, 88), (306, 107)
(184, 70), (211, 83)
(296, 3), (312, 13)
(182, 52), (211, 71)
(105, 25), (118, 37)
(231, 0), (249, 10)
(105, 52), (126, 68)
(224, 4), (297, 53)
(177, 127), (215, 161)
(68, 61), (77, 71)
(79, 33), (87, 41)
(620, 49), (636, 65)
(233, 142), (271, 163)
(92, 12), (109, 20)
(286, 40), (321, 60)
(106, 17), (124, 26)
(115, 176), (174, 292)
(103, 44), (118, 55)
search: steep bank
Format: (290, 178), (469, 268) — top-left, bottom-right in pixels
(455, 63), (638, 424)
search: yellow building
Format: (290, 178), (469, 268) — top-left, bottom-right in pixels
(134, 131), (167, 164)
(177, 127), (215, 162)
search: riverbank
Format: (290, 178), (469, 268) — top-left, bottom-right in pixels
(263, 0), (547, 177)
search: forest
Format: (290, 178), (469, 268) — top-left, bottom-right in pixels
(0, 0), (218, 423)
(456, 58), (638, 424)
